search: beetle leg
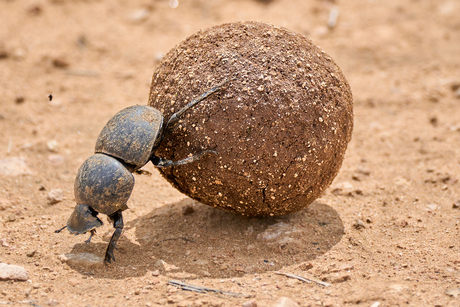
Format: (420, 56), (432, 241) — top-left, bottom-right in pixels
(151, 150), (217, 168)
(104, 211), (124, 263)
(84, 229), (96, 244)
(163, 79), (228, 133)
(54, 225), (67, 233)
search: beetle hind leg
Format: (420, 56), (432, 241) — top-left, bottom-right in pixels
(104, 211), (124, 263)
(151, 150), (217, 168)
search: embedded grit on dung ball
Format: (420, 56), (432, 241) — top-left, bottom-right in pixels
(148, 21), (353, 217)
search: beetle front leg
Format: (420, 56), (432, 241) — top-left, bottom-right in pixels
(85, 229), (96, 244)
(104, 211), (124, 263)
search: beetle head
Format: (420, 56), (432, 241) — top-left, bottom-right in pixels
(67, 204), (103, 235)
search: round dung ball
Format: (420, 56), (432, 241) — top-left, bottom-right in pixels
(148, 21), (353, 217)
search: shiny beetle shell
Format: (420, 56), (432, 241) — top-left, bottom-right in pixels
(74, 154), (134, 216)
(95, 105), (164, 169)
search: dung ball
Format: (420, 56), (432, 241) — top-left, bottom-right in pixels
(148, 21), (353, 217)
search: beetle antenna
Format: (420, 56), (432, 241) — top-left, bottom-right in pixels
(164, 79), (229, 131)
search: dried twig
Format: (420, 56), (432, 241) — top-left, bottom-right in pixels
(275, 271), (332, 287)
(168, 280), (241, 297)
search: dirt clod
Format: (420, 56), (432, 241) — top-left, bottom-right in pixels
(149, 21), (353, 217)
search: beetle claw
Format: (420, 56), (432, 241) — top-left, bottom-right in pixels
(103, 211), (124, 263)
(84, 229), (96, 244)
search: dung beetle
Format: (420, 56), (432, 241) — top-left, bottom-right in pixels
(56, 80), (227, 263)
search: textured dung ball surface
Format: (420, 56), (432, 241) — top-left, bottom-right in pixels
(148, 21), (353, 217)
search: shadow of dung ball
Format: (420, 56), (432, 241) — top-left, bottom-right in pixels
(148, 21), (353, 217)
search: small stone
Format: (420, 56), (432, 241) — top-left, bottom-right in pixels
(453, 201), (460, 209)
(323, 272), (351, 283)
(299, 262), (313, 271)
(48, 154), (65, 166)
(353, 220), (366, 230)
(157, 260), (179, 272)
(47, 140), (59, 152)
(127, 8), (150, 23)
(26, 250), (36, 257)
(58, 253), (104, 267)
(446, 288), (460, 298)
(177, 301), (194, 307)
(331, 181), (353, 196)
(242, 299), (258, 307)
(339, 264), (354, 272)
(201, 270), (211, 277)
(1, 238), (10, 247)
(7, 215), (16, 222)
(272, 297), (299, 307)
(68, 278), (80, 286)
(47, 189), (64, 205)
(0, 263), (29, 281)
(0, 43), (8, 59)
(52, 57), (69, 68)
(15, 96), (25, 104)
(47, 299), (58, 306)
(0, 157), (33, 176)
(425, 204), (437, 212)
(151, 270), (160, 276)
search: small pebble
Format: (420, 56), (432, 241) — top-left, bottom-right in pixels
(0, 263), (29, 281)
(1, 238), (9, 247)
(272, 297), (299, 307)
(48, 154), (65, 166)
(353, 220), (366, 230)
(151, 270), (160, 276)
(127, 8), (150, 23)
(68, 278), (81, 286)
(446, 288), (460, 298)
(299, 262), (313, 271)
(58, 253), (104, 268)
(47, 189), (64, 205)
(52, 57), (69, 68)
(47, 140), (59, 152)
(15, 96), (25, 104)
(0, 157), (33, 176)
(242, 300), (258, 307)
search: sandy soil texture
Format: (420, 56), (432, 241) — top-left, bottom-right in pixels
(1, 0), (460, 306)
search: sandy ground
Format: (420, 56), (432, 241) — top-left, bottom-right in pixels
(1, 0), (460, 306)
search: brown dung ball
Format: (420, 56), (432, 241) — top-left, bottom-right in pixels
(148, 21), (353, 217)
